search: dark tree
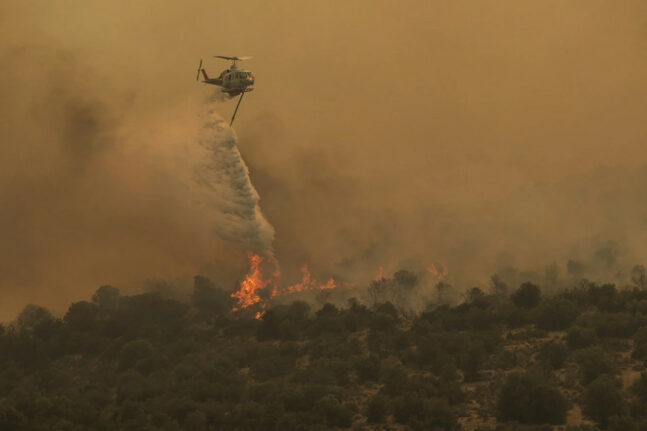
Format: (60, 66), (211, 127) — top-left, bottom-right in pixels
(491, 274), (509, 297)
(497, 371), (569, 425)
(64, 301), (99, 331)
(536, 298), (579, 331)
(191, 275), (232, 314)
(567, 326), (598, 350)
(575, 347), (616, 384)
(511, 282), (542, 309)
(366, 393), (388, 423)
(630, 372), (647, 403)
(15, 304), (56, 336)
(537, 341), (569, 370)
(394, 269), (418, 290)
(631, 265), (647, 289)
(92, 285), (120, 310)
(582, 375), (626, 427)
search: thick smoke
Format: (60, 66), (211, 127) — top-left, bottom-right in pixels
(3, 1), (647, 318)
(0, 44), (273, 320)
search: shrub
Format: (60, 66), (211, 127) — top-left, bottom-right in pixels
(191, 276), (232, 315)
(64, 301), (99, 331)
(15, 305), (57, 337)
(590, 312), (637, 338)
(511, 283), (542, 309)
(632, 327), (647, 361)
(366, 393), (388, 423)
(575, 347), (616, 384)
(631, 265), (647, 289)
(315, 395), (353, 428)
(582, 375), (627, 427)
(497, 303), (530, 328)
(537, 341), (569, 370)
(536, 299), (579, 331)
(92, 285), (120, 310)
(567, 326), (598, 350)
(497, 371), (568, 425)
(355, 355), (380, 383)
(630, 372), (647, 403)
(586, 283), (620, 312)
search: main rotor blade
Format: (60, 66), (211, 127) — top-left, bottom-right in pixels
(214, 55), (253, 61)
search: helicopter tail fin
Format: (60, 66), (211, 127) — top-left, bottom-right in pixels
(201, 69), (209, 81)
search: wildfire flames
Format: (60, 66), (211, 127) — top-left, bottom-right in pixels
(231, 255), (338, 318)
(231, 254), (268, 312)
(374, 264), (392, 281)
(231, 254), (449, 319)
(427, 263), (448, 280)
(280, 265), (337, 295)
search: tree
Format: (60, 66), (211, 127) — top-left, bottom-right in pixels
(394, 269), (417, 290)
(366, 394), (388, 423)
(631, 265), (647, 289)
(630, 372), (647, 403)
(92, 285), (120, 311)
(632, 327), (647, 360)
(191, 275), (231, 315)
(64, 301), (99, 331)
(491, 274), (509, 298)
(536, 298), (579, 331)
(15, 304), (56, 336)
(575, 347), (616, 384)
(467, 287), (489, 309)
(582, 375), (626, 427)
(315, 396), (353, 428)
(511, 282), (542, 309)
(436, 282), (452, 304)
(355, 355), (380, 383)
(566, 326), (598, 350)
(497, 371), (569, 425)
(538, 341), (569, 370)
(0, 405), (25, 430)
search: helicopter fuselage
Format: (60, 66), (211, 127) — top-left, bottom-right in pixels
(201, 67), (254, 97)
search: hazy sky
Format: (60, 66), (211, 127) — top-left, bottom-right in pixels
(2, 1), (647, 319)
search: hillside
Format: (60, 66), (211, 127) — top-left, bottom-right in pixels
(2, 274), (647, 430)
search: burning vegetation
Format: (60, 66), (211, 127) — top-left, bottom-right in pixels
(230, 253), (450, 319)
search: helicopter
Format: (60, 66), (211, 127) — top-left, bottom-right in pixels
(195, 56), (255, 126)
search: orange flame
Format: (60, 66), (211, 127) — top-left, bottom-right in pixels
(278, 265), (336, 296)
(375, 265), (386, 281)
(374, 263), (395, 281)
(232, 256), (344, 317)
(427, 263), (448, 280)
(231, 253), (268, 312)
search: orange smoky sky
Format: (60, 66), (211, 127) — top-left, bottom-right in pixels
(1, 1), (647, 319)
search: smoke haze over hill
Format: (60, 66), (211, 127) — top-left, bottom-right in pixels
(2, 1), (647, 319)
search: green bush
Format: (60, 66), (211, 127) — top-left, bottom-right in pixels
(582, 375), (627, 427)
(315, 395), (353, 428)
(567, 326), (598, 350)
(575, 347), (616, 384)
(366, 393), (388, 423)
(535, 299), (579, 331)
(355, 355), (380, 383)
(511, 283), (542, 309)
(537, 341), (569, 370)
(497, 371), (568, 425)
(630, 372), (647, 403)
(632, 327), (647, 361)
